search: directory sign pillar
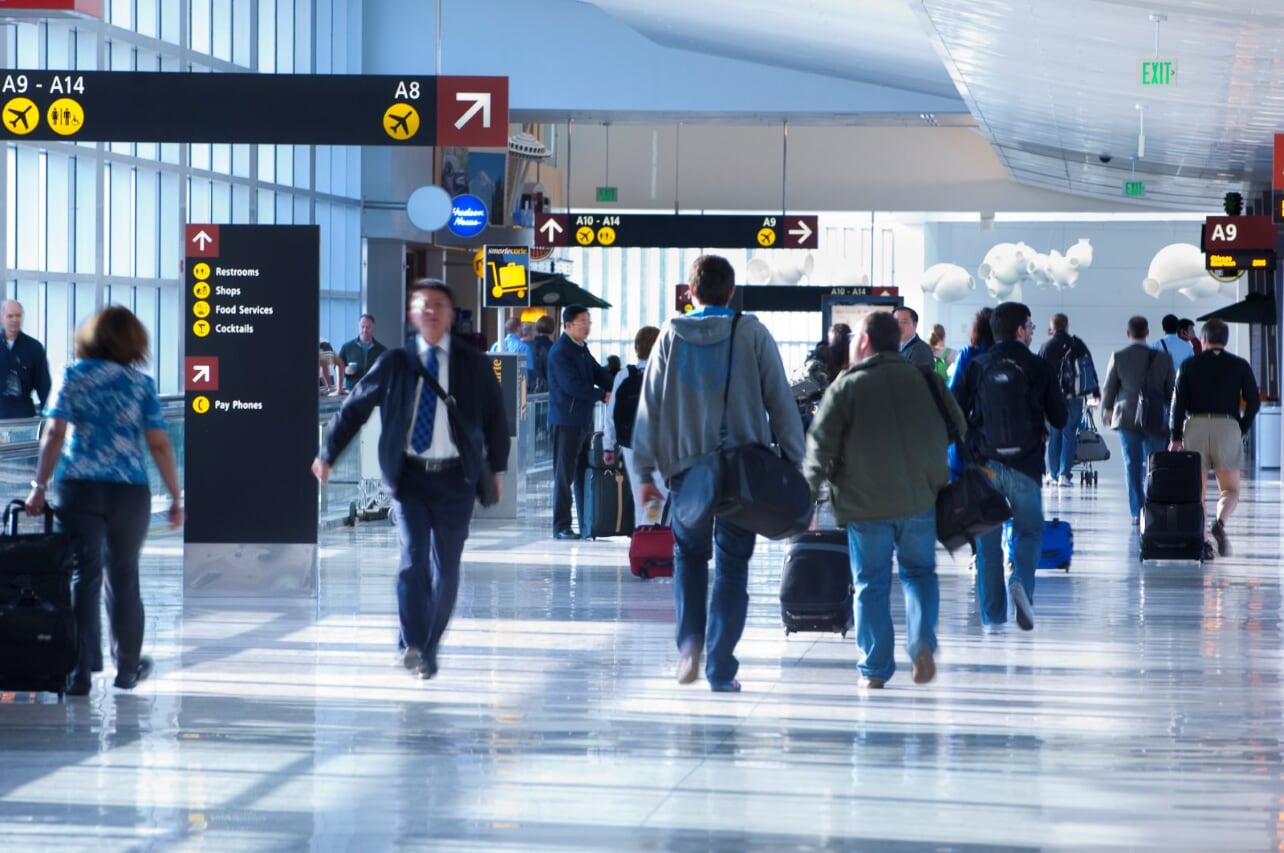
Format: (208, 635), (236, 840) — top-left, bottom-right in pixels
(183, 224), (320, 596)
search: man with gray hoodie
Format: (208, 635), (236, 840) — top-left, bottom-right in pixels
(634, 255), (804, 693)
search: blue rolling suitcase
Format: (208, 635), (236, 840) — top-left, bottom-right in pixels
(1005, 517), (1073, 572)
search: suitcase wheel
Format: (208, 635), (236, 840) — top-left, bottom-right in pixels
(345, 502), (357, 527)
(636, 567), (649, 580)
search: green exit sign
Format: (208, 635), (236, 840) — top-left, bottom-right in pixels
(1124, 180), (1146, 197)
(1139, 59), (1177, 86)
(596, 186), (618, 203)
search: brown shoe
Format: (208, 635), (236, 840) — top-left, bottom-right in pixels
(912, 651), (936, 685)
(859, 676), (885, 689)
(676, 644), (702, 685)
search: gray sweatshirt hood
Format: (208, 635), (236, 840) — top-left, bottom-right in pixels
(669, 313), (734, 346)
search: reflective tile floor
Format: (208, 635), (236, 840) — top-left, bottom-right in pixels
(3, 461), (1284, 851)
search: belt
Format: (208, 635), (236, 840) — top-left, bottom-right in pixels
(1187, 413), (1235, 420)
(406, 455), (461, 472)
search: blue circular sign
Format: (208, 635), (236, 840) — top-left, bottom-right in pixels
(447, 193), (488, 238)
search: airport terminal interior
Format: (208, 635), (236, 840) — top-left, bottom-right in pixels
(4, 1), (1284, 850)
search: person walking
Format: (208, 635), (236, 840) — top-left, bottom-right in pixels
(313, 281), (508, 680)
(1038, 313), (1099, 486)
(633, 255), (803, 693)
(601, 325), (665, 526)
(1099, 315), (1175, 526)
(952, 302), (1067, 633)
(24, 306), (184, 696)
(804, 311), (965, 688)
(1169, 318), (1259, 557)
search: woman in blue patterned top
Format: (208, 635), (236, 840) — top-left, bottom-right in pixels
(25, 306), (183, 697)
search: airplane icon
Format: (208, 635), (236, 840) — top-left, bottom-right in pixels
(387, 109), (413, 136)
(6, 104), (33, 131)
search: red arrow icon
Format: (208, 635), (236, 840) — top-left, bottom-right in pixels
(437, 76), (508, 148)
(185, 356), (219, 391)
(185, 224), (220, 258)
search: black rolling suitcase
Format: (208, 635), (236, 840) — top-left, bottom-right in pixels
(581, 465), (635, 539)
(780, 529), (853, 636)
(1145, 450), (1202, 504)
(0, 500), (77, 697)
(1140, 502), (1205, 562)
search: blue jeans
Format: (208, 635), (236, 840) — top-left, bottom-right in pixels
(975, 462), (1043, 626)
(1046, 397), (1085, 479)
(670, 471), (757, 684)
(1118, 429), (1166, 519)
(848, 508), (938, 682)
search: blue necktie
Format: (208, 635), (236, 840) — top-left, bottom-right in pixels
(411, 346), (439, 454)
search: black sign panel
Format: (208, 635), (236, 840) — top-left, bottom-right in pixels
(1205, 251), (1276, 276)
(537, 212), (820, 250)
(0, 70), (450, 145)
(738, 285), (900, 313)
(185, 225), (319, 544)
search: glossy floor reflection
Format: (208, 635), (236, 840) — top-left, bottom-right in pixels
(3, 462), (1284, 851)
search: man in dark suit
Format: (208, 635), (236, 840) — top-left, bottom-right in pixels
(894, 306), (935, 371)
(312, 281), (508, 680)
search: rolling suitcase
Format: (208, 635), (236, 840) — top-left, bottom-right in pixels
(1140, 502), (1205, 562)
(1005, 517), (1074, 571)
(585, 431), (613, 472)
(628, 524), (673, 579)
(0, 500), (77, 697)
(1145, 450), (1202, 505)
(1074, 408), (1109, 485)
(581, 465), (635, 539)
(780, 528), (853, 636)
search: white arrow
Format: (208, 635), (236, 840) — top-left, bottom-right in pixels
(539, 218), (563, 242)
(191, 230), (214, 250)
(454, 92), (492, 130)
(192, 364), (211, 383)
(787, 219), (813, 244)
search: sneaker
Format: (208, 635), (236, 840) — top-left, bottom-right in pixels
(911, 651), (936, 685)
(114, 656), (153, 690)
(1060, 475), (1074, 488)
(1210, 520), (1230, 556)
(859, 676), (886, 689)
(710, 679), (741, 693)
(1043, 475), (1057, 487)
(1010, 582), (1035, 631)
(982, 623), (1006, 636)
(676, 643), (703, 685)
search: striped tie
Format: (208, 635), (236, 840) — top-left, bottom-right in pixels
(410, 346), (439, 454)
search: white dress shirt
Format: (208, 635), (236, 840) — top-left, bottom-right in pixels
(407, 334), (460, 460)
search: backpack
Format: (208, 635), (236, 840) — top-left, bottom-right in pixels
(1057, 336), (1099, 398)
(612, 365), (644, 448)
(974, 355), (1039, 459)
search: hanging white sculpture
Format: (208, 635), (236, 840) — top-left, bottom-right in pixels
(1141, 243), (1232, 301)
(918, 263), (975, 303)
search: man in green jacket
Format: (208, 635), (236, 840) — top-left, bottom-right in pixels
(803, 311), (966, 689)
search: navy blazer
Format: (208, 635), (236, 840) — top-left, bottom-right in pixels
(320, 337), (509, 498)
(547, 332), (611, 429)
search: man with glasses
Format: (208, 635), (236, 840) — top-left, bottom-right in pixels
(953, 302), (1066, 634)
(547, 304), (612, 539)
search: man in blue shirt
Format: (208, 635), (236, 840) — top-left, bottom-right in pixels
(1152, 313), (1194, 374)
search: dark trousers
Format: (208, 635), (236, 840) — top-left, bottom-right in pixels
(552, 425), (591, 533)
(393, 463), (474, 665)
(56, 480), (151, 680)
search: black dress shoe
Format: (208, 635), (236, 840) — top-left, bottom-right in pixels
(114, 656), (153, 690)
(554, 529), (579, 540)
(66, 672), (91, 697)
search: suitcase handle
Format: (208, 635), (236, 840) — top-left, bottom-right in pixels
(4, 499), (55, 536)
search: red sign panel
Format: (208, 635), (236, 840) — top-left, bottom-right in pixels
(1275, 134), (1284, 191)
(0, 0), (102, 17)
(1201, 216), (1276, 252)
(185, 224), (220, 258)
(184, 356), (219, 392)
(436, 76), (509, 148)
(535, 213), (570, 250)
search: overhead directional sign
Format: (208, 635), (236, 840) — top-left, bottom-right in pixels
(535, 212), (820, 250)
(0, 70), (508, 146)
(1201, 215), (1277, 276)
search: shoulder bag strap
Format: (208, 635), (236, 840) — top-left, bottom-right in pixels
(407, 347), (476, 432)
(716, 312), (742, 449)
(919, 367), (973, 465)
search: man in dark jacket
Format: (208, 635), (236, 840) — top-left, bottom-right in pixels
(1038, 313), (1098, 486)
(0, 299), (52, 419)
(312, 281), (508, 680)
(547, 304), (612, 539)
(894, 306), (935, 370)
(953, 302), (1067, 634)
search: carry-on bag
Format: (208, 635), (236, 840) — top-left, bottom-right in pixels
(1004, 517), (1074, 571)
(1145, 450), (1202, 505)
(780, 526), (854, 636)
(0, 500), (77, 696)
(1075, 408), (1110, 463)
(1140, 502), (1205, 562)
(629, 501), (673, 579)
(581, 464), (635, 539)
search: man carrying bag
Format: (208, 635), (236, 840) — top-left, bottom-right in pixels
(634, 255), (804, 694)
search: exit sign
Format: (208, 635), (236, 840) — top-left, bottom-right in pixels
(595, 186), (618, 203)
(1139, 59), (1177, 86)
(1124, 181), (1145, 197)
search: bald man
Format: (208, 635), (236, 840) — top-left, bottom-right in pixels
(0, 300), (52, 419)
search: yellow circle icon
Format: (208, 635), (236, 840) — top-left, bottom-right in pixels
(473, 249), (485, 278)
(383, 104), (420, 140)
(193, 301), (211, 319)
(192, 395), (211, 414)
(46, 98), (84, 136)
(193, 281), (211, 299)
(757, 228), (777, 247)
(193, 319), (211, 338)
(596, 226), (616, 246)
(3, 97), (38, 135)
(193, 262), (211, 280)
(575, 226), (595, 246)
